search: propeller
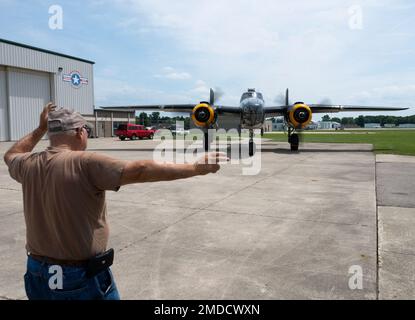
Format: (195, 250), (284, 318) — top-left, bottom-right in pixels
(206, 87), (223, 151)
(214, 87), (225, 102)
(209, 88), (215, 105)
(274, 88), (291, 106)
(284, 88), (305, 145)
(276, 89), (333, 149)
(319, 97), (332, 105)
(294, 126), (304, 147)
(274, 94), (285, 105)
(291, 96), (332, 146)
(209, 87), (225, 106)
(285, 88), (289, 106)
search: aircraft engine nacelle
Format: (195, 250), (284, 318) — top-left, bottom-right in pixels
(287, 102), (312, 128)
(191, 102), (216, 128)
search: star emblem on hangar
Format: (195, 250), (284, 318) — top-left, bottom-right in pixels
(71, 73), (81, 86)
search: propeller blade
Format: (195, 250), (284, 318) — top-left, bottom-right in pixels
(209, 88), (215, 105)
(274, 88), (291, 105)
(319, 97), (332, 105)
(286, 88), (289, 106)
(297, 128), (304, 145)
(214, 87), (225, 102)
(274, 93), (286, 105)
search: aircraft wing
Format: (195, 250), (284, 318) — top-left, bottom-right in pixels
(100, 104), (195, 113)
(263, 104), (408, 116)
(215, 106), (242, 114)
(308, 104), (409, 113)
(263, 106), (286, 117)
(101, 104), (243, 114)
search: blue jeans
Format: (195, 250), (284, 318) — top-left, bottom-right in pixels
(24, 256), (120, 300)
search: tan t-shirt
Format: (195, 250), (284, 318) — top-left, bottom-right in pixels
(8, 147), (127, 260)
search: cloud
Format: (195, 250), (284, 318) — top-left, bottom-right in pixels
(93, 0), (414, 112)
(351, 84), (415, 105)
(94, 77), (164, 106)
(192, 80), (209, 94)
(153, 66), (192, 80)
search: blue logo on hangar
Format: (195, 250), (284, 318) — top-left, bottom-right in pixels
(62, 71), (88, 88)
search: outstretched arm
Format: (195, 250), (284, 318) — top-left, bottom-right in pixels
(3, 103), (55, 166)
(120, 152), (228, 185)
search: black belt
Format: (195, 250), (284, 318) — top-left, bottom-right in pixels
(29, 254), (88, 267)
(29, 248), (114, 278)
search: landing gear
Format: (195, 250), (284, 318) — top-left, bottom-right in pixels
(236, 128), (255, 157)
(288, 127), (299, 151)
(249, 129), (254, 157)
(204, 130), (209, 152)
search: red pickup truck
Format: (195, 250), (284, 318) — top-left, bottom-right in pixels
(115, 124), (155, 140)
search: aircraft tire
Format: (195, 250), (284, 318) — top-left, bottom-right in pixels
(249, 141), (255, 156)
(290, 134), (299, 151)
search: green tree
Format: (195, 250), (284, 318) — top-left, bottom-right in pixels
(322, 115), (331, 121)
(341, 117), (354, 125)
(331, 117), (341, 123)
(136, 112), (151, 127)
(355, 115), (365, 127)
(384, 116), (397, 125)
(149, 112), (160, 125)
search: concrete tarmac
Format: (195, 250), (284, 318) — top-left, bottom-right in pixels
(0, 138), (413, 299)
(376, 154), (415, 299)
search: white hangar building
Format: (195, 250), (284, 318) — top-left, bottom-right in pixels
(0, 39), (95, 141)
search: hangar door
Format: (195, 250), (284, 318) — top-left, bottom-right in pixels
(0, 67), (8, 141)
(7, 68), (51, 141)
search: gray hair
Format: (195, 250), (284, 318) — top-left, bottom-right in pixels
(48, 129), (78, 138)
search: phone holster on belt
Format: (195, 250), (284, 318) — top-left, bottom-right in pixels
(86, 248), (114, 278)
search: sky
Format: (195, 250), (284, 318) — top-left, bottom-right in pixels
(0, 0), (414, 120)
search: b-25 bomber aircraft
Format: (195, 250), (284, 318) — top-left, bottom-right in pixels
(101, 88), (408, 156)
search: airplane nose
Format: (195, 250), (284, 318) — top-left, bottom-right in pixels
(247, 98), (262, 105)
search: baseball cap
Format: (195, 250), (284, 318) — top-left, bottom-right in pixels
(48, 107), (92, 133)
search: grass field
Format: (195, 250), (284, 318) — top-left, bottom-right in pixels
(262, 130), (415, 156)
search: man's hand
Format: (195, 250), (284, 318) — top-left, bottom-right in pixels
(4, 102), (56, 166)
(193, 152), (229, 175)
(39, 103), (56, 131)
(120, 152), (229, 185)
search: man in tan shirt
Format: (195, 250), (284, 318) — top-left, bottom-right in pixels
(4, 103), (226, 300)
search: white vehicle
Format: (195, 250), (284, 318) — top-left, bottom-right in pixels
(172, 128), (189, 136)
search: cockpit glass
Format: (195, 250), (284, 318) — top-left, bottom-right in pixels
(241, 92), (255, 101)
(241, 91), (263, 102)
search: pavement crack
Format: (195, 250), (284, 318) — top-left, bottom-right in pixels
(379, 249), (415, 257)
(375, 160), (380, 300)
(108, 198), (197, 211)
(204, 208), (367, 227)
(116, 155), (316, 253)
(378, 204), (415, 209)
(0, 187), (20, 192)
(1, 211), (23, 218)
(118, 208), (205, 253)
(208, 157), (315, 206)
